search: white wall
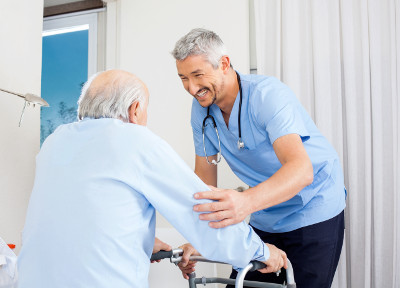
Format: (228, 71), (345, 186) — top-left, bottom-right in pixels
(105, 0), (249, 285)
(0, 1), (44, 253)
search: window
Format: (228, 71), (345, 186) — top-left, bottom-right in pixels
(41, 12), (100, 144)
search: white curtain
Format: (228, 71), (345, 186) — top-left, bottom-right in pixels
(253, 0), (400, 287)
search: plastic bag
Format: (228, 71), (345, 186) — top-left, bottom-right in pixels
(0, 237), (17, 288)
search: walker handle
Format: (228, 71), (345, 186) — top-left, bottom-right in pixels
(150, 250), (173, 261)
(249, 260), (267, 272)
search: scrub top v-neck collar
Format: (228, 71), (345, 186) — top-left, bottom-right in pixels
(210, 82), (241, 141)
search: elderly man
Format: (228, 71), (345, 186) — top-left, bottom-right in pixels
(17, 70), (286, 288)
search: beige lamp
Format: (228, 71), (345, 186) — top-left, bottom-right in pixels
(0, 88), (49, 127)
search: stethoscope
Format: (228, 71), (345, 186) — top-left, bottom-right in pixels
(202, 71), (244, 165)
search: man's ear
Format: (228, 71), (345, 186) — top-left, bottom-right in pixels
(128, 101), (140, 124)
(220, 55), (231, 74)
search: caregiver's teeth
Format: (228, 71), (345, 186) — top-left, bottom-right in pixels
(197, 90), (207, 97)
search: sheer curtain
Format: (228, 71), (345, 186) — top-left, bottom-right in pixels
(252, 0), (400, 287)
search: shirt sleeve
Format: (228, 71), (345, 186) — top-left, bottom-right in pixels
(138, 135), (268, 268)
(191, 99), (219, 157)
(252, 78), (310, 144)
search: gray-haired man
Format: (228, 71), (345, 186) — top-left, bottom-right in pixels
(172, 28), (346, 288)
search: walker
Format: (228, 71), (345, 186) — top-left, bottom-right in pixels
(151, 248), (296, 288)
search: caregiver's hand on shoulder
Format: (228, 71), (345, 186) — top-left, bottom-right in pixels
(193, 185), (251, 228)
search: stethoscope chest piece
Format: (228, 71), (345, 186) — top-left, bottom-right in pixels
(237, 138), (245, 150)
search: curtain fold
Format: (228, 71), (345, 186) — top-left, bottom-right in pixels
(395, 2), (400, 286)
(253, 0), (400, 287)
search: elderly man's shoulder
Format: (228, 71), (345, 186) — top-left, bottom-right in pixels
(114, 120), (168, 147)
(70, 118), (165, 147)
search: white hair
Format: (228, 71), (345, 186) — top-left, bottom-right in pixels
(77, 71), (146, 122)
(171, 28), (228, 68)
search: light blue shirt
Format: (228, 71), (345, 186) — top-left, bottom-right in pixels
(191, 72), (346, 233)
(18, 118), (268, 288)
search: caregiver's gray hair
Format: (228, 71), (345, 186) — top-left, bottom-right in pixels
(77, 71), (146, 122)
(171, 28), (228, 69)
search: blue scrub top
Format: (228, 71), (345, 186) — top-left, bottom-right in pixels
(18, 118), (268, 288)
(191, 72), (346, 233)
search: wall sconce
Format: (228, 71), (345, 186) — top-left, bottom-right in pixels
(0, 88), (49, 127)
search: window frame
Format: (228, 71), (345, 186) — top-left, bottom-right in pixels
(43, 11), (100, 77)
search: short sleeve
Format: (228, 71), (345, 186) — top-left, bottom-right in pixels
(252, 78), (310, 145)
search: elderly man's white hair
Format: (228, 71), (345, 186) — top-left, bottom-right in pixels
(77, 70), (146, 122)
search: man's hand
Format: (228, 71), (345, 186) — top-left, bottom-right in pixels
(177, 243), (201, 280)
(258, 243), (288, 274)
(151, 237), (172, 263)
(193, 185), (251, 228)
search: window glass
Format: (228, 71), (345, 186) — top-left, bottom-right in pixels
(41, 29), (88, 144)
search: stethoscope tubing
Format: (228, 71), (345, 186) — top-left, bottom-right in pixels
(202, 71), (244, 165)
